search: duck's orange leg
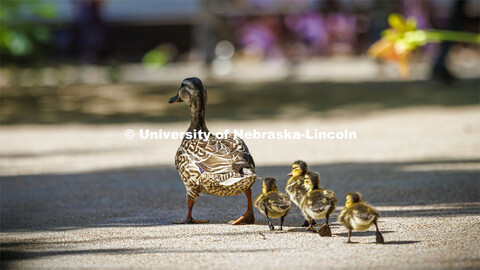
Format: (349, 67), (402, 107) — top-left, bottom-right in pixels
(174, 199), (209, 224)
(229, 188), (255, 225)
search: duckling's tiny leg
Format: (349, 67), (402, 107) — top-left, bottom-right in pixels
(302, 219), (316, 227)
(173, 199), (210, 224)
(317, 215), (332, 237)
(264, 206), (275, 231)
(374, 220), (385, 244)
(280, 215), (286, 230)
(347, 230), (352, 243)
(305, 218), (316, 232)
(229, 188), (255, 225)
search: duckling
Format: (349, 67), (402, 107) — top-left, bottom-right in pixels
(254, 177), (292, 230)
(286, 160), (315, 227)
(169, 77), (258, 224)
(300, 171), (337, 236)
(337, 192), (384, 244)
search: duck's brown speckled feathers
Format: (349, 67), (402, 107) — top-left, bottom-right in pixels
(171, 77), (258, 225)
(175, 134), (257, 200)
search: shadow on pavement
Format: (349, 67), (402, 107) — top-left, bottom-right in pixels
(1, 158), (479, 232)
(0, 247), (284, 267)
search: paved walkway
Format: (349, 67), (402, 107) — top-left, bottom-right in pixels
(1, 105), (479, 269)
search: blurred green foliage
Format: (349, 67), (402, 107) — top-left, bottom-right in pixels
(0, 0), (57, 57)
(142, 44), (176, 70)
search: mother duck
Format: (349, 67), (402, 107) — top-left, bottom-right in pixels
(169, 77), (258, 224)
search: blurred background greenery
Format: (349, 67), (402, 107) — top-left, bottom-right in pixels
(0, 0), (479, 125)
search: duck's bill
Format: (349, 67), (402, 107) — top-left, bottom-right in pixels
(168, 95), (182, 103)
(287, 173), (293, 176)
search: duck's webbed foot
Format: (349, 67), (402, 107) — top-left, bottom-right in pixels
(174, 217), (210, 224)
(317, 224), (332, 237)
(302, 219), (316, 227)
(228, 209), (255, 225)
(229, 188), (255, 225)
(174, 199), (209, 224)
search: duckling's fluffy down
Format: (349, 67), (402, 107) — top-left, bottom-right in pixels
(254, 192), (291, 219)
(286, 176), (308, 208)
(300, 189), (337, 220)
(337, 203), (380, 231)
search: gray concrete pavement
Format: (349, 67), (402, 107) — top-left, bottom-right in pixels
(1, 106), (479, 269)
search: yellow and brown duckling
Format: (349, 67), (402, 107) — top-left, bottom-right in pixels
(300, 171), (337, 236)
(286, 160), (315, 227)
(337, 192), (385, 244)
(254, 177), (292, 230)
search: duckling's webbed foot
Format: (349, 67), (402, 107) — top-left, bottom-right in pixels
(374, 220), (385, 244)
(279, 215), (285, 231)
(376, 231), (385, 244)
(305, 219), (316, 232)
(263, 205), (274, 230)
(317, 224), (332, 237)
(268, 222), (275, 231)
(301, 219), (315, 227)
(346, 230), (353, 243)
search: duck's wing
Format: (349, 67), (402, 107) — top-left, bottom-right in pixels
(219, 134), (255, 170)
(179, 135), (257, 186)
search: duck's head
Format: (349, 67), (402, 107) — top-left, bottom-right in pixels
(304, 171), (320, 192)
(287, 160), (308, 177)
(345, 192), (362, 208)
(169, 77), (207, 108)
(169, 77), (208, 131)
(262, 177), (278, 193)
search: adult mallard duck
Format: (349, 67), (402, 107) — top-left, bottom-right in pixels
(254, 177), (292, 230)
(300, 171), (337, 236)
(337, 192), (384, 244)
(169, 77), (258, 224)
(285, 160), (314, 227)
